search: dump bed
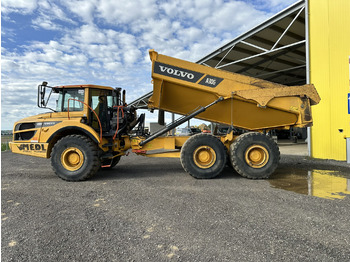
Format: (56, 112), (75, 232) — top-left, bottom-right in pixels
(148, 50), (320, 131)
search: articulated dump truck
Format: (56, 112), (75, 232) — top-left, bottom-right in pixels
(10, 50), (320, 181)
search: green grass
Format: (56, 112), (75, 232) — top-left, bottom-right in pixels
(1, 142), (10, 152)
(1, 135), (12, 151)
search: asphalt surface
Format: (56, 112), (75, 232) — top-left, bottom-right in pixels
(1, 149), (350, 262)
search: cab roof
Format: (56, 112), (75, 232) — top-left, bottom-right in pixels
(54, 84), (114, 91)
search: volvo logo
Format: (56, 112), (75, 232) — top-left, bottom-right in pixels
(154, 62), (204, 83)
(153, 61), (223, 87)
(158, 65), (195, 80)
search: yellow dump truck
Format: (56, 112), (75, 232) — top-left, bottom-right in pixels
(9, 50), (320, 181)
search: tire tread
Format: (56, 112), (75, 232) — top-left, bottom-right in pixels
(230, 132), (280, 179)
(51, 134), (100, 181)
(180, 134), (226, 179)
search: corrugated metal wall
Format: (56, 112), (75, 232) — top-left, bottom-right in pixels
(309, 0), (350, 161)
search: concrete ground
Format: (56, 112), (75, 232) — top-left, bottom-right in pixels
(278, 140), (308, 156)
(1, 146), (350, 261)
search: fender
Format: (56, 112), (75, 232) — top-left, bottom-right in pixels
(46, 126), (99, 144)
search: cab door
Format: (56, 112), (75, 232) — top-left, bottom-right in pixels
(89, 89), (112, 132)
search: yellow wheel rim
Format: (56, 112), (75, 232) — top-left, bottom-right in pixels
(61, 147), (84, 171)
(245, 145), (269, 168)
(193, 146), (216, 169)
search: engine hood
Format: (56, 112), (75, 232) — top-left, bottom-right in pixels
(15, 112), (53, 124)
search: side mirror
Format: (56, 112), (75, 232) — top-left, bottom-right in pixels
(38, 84), (46, 108)
(41, 86), (46, 106)
(37, 81), (54, 111)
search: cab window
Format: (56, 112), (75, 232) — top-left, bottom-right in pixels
(90, 89), (114, 109)
(56, 89), (85, 112)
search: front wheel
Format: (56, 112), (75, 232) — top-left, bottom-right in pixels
(180, 134), (226, 179)
(230, 132), (280, 179)
(51, 135), (100, 181)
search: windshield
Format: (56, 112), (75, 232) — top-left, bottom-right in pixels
(56, 88), (85, 112)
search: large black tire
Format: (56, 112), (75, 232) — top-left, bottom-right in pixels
(101, 155), (121, 169)
(180, 134), (226, 179)
(230, 132), (280, 179)
(51, 135), (100, 181)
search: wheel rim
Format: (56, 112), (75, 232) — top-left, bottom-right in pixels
(61, 147), (84, 171)
(245, 145), (269, 168)
(193, 146), (216, 169)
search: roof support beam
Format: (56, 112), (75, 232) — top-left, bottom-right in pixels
(255, 65), (306, 78)
(208, 58), (306, 84)
(271, 6), (305, 50)
(214, 44), (235, 68)
(269, 24), (305, 42)
(210, 45), (303, 68)
(235, 44), (304, 74)
(129, 91), (153, 109)
(216, 40), (306, 69)
(240, 41), (268, 52)
(249, 35), (305, 57)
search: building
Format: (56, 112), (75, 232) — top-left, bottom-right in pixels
(308, 0), (350, 161)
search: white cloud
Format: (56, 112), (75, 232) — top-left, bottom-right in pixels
(159, 0), (270, 35)
(61, 0), (97, 24)
(251, 0), (299, 13)
(1, 0), (37, 14)
(95, 0), (158, 25)
(76, 24), (107, 44)
(177, 27), (203, 44)
(202, 1), (268, 32)
(32, 15), (63, 31)
(1, 59), (20, 72)
(123, 49), (142, 65)
(32, 1), (78, 31)
(265, 0), (298, 8)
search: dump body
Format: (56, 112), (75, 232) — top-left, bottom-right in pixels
(149, 50), (320, 131)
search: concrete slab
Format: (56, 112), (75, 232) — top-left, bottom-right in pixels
(279, 143), (308, 156)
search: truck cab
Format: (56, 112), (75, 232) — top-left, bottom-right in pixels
(39, 83), (117, 132)
(12, 84), (117, 150)
(10, 82), (140, 181)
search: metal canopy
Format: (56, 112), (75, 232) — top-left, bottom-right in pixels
(130, 0), (306, 108)
(129, 91), (153, 109)
(197, 0), (306, 86)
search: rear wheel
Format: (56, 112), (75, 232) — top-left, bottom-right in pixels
(180, 134), (226, 179)
(230, 132), (280, 179)
(51, 135), (100, 181)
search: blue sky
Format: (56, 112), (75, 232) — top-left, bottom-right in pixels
(1, 0), (298, 130)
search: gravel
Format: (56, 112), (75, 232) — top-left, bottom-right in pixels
(2, 151), (350, 261)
